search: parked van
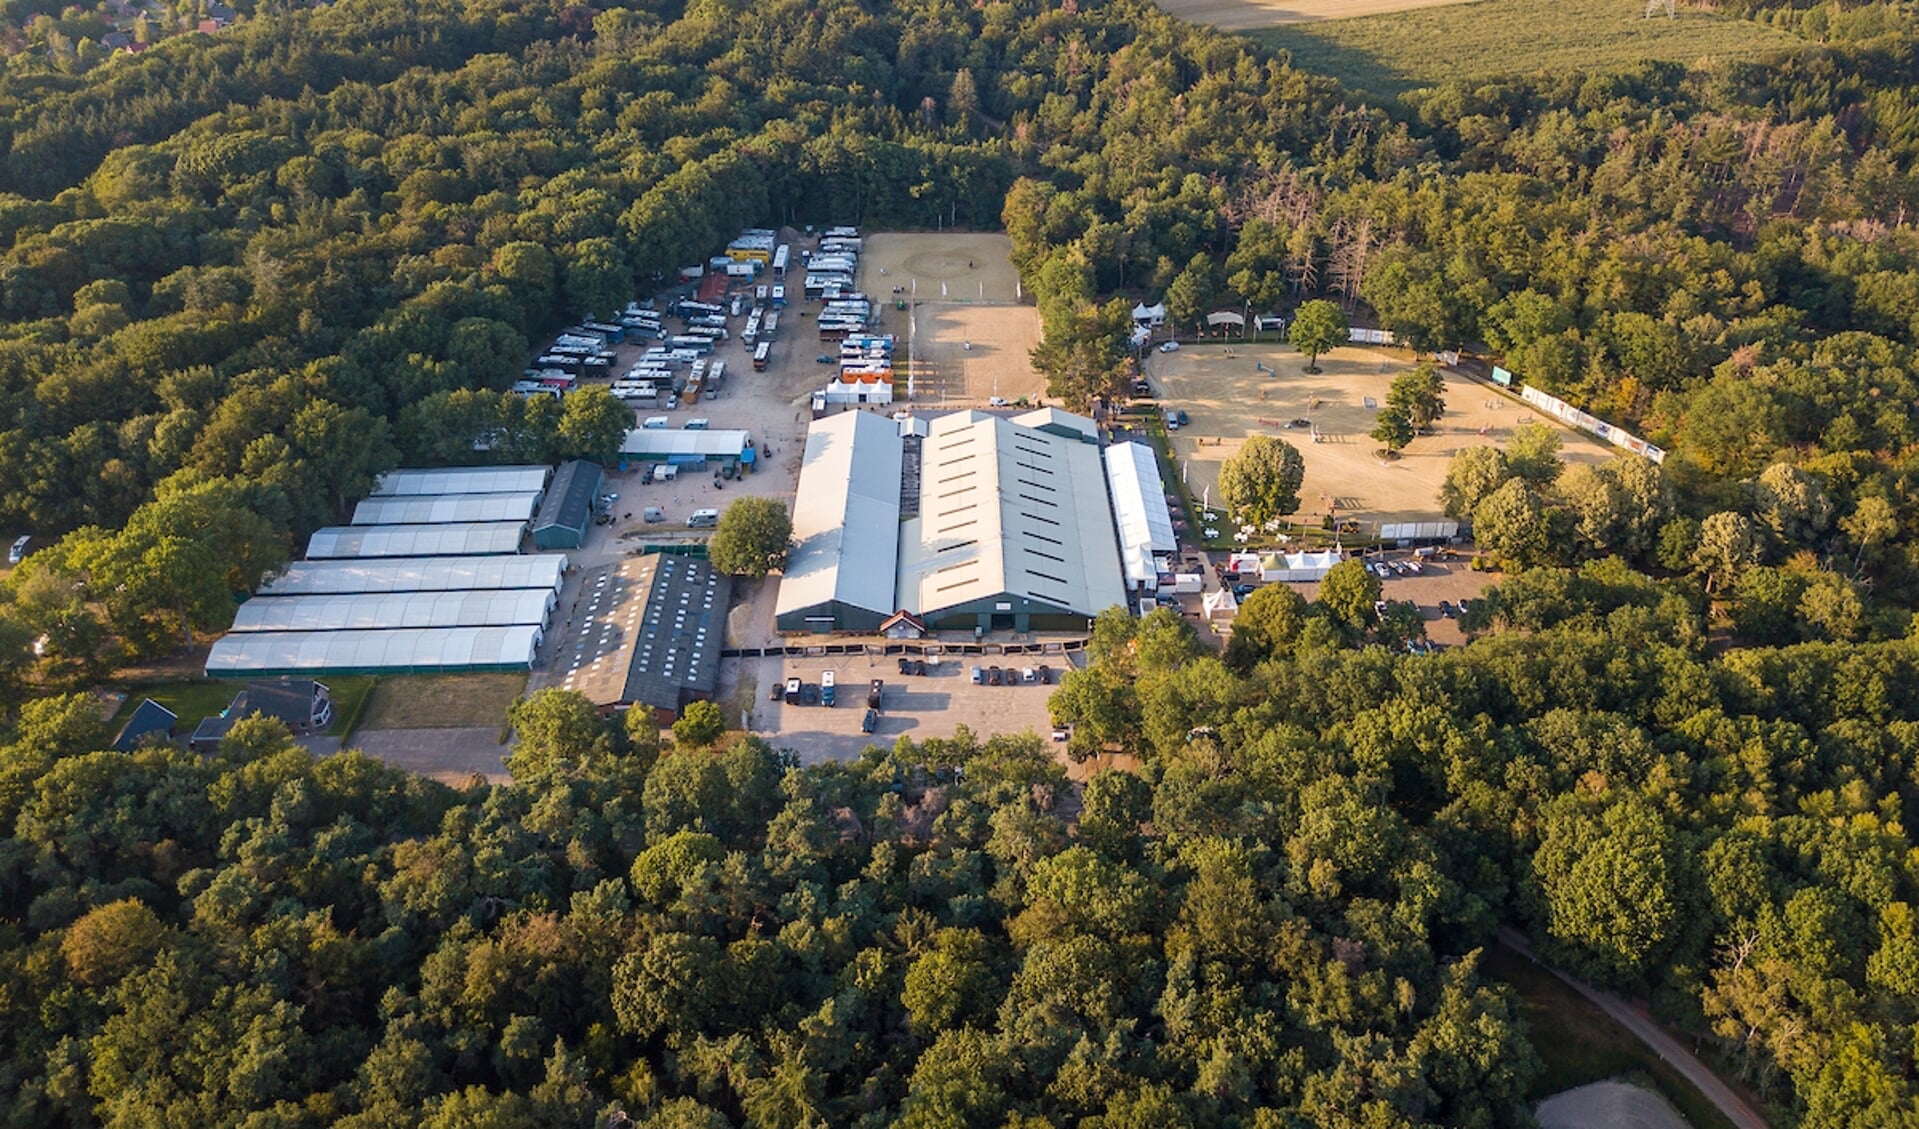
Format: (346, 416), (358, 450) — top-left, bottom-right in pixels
(688, 508), (720, 528)
(642, 507), (665, 523)
(685, 418), (709, 430)
(642, 416), (669, 429)
(654, 465), (678, 482)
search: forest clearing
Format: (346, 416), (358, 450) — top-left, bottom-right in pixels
(1156, 0), (1474, 31)
(1245, 0), (1802, 96)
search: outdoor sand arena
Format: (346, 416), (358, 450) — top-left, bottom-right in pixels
(1148, 343), (1610, 526)
(1535, 1080), (1690, 1129)
(1156, 0), (1475, 31)
(859, 233), (1045, 408)
(860, 233), (1024, 304)
(909, 304), (1045, 407)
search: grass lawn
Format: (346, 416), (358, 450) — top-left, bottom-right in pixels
(112, 675), (376, 739)
(1482, 945), (1737, 1129)
(1249, 0), (1804, 100)
(354, 673), (528, 732)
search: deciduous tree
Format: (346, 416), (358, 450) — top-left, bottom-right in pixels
(1217, 435), (1304, 528)
(1288, 299), (1346, 374)
(708, 497), (792, 578)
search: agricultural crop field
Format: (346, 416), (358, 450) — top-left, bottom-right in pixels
(1157, 0), (1477, 32)
(1227, 0), (1805, 99)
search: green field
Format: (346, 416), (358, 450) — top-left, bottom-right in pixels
(1250, 0), (1804, 99)
(355, 673), (528, 731)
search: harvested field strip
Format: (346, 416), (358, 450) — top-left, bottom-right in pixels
(1242, 0), (1803, 99)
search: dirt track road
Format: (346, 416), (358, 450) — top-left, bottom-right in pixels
(1498, 928), (1771, 1129)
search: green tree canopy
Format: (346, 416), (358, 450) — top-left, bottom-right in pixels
(707, 497), (792, 579)
(1217, 435), (1305, 528)
(1288, 299), (1347, 374)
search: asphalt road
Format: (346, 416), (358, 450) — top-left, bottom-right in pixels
(1498, 928), (1771, 1129)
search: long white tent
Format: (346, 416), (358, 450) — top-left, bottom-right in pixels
(205, 626), (542, 676)
(231, 590), (554, 633)
(1103, 442), (1177, 592)
(351, 492), (540, 526)
(260, 555), (568, 597)
(306, 523), (525, 559)
(373, 465), (551, 496)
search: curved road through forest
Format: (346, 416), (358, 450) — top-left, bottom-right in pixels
(1497, 928), (1772, 1129)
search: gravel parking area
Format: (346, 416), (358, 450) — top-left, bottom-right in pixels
(1262, 556), (1495, 645)
(350, 727), (509, 786)
(735, 651), (1073, 763)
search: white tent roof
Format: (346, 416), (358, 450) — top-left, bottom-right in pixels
(231, 590), (554, 633)
(621, 428), (752, 459)
(777, 410), (903, 621)
(1104, 442), (1177, 589)
(260, 555), (567, 596)
(899, 412), (1127, 620)
(1132, 302), (1166, 322)
(204, 626), (541, 675)
(373, 465), (551, 496)
(351, 492), (540, 526)
(306, 523), (525, 558)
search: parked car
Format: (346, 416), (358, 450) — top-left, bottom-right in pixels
(770, 680), (786, 701)
(821, 670), (836, 706)
(861, 709), (878, 734)
(1158, 340), (1180, 353)
(867, 679), (885, 709)
(970, 665), (984, 684)
(988, 396), (1009, 407)
(1439, 600), (1458, 619)
(783, 677), (801, 705)
(986, 666), (1002, 686)
(1037, 664), (1053, 684)
(1020, 667), (1037, 684)
(1232, 583), (1256, 598)
(800, 682), (820, 706)
(1371, 562), (1392, 579)
(1051, 725), (1070, 742)
(898, 657), (915, 676)
(7, 535), (29, 565)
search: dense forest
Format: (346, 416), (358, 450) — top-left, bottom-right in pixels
(2, 581), (1916, 1124)
(2, 0), (1919, 1122)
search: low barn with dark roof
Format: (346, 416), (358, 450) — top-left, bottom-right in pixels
(532, 460), (605, 550)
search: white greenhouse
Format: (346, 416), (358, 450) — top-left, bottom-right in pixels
(372, 465), (551, 497)
(259, 555), (568, 597)
(350, 492), (540, 526)
(306, 523), (526, 559)
(204, 626), (542, 676)
(230, 590), (555, 633)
